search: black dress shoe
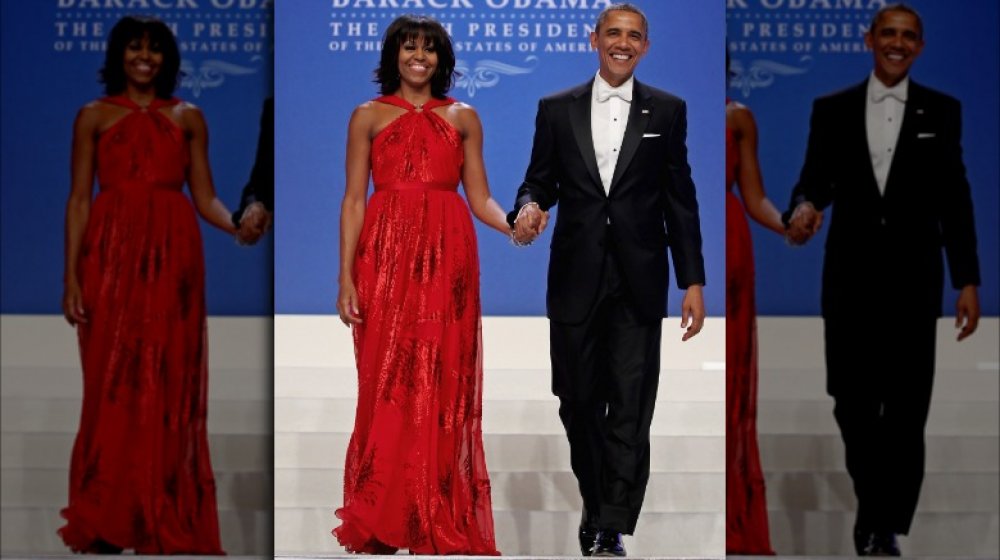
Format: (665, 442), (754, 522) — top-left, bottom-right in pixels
(579, 508), (599, 556)
(871, 532), (901, 557)
(854, 528), (876, 556)
(578, 523), (598, 557)
(590, 530), (626, 557)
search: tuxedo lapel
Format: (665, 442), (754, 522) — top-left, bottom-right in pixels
(847, 80), (881, 197)
(568, 81), (604, 196)
(609, 80), (652, 193)
(884, 80), (922, 199)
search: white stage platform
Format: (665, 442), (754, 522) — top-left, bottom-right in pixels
(3, 314), (995, 558)
(275, 315), (727, 557)
(1, 315), (273, 556)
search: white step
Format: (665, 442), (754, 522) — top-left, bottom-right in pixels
(275, 468), (723, 513)
(276, 367), (723, 402)
(763, 471), (999, 513)
(755, 399), (998, 436)
(0, 316), (272, 370)
(757, 367), (999, 402)
(767, 510), (999, 557)
(758, 434), (1000, 473)
(275, 315), (727, 371)
(1, 366), (271, 401)
(2, 556), (259, 560)
(1, 433), (270, 472)
(0, 507), (270, 555)
(1, 397), (271, 435)
(757, 317), (1000, 371)
(273, 507), (723, 557)
(274, 397), (724, 437)
(274, 432), (723, 473)
(1, 468), (270, 509)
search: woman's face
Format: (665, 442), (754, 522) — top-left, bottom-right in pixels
(122, 33), (163, 89)
(397, 34), (437, 89)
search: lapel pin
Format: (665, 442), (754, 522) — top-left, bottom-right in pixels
(916, 109), (924, 114)
(641, 109), (650, 114)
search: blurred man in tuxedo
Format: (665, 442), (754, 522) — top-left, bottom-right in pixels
(785, 3), (980, 555)
(234, 97), (273, 245)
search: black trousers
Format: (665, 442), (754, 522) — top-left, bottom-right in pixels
(824, 316), (938, 535)
(550, 249), (662, 535)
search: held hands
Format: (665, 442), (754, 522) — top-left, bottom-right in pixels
(512, 203), (549, 245)
(236, 202), (272, 245)
(336, 280), (363, 327)
(62, 280), (87, 326)
(785, 202), (823, 246)
(680, 284), (706, 341)
(955, 285), (980, 342)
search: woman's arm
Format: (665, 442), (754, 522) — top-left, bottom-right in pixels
(337, 104), (375, 325)
(183, 103), (237, 235)
(732, 104), (784, 235)
(63, 105), (100, 325)
(455, 104), (512, 236)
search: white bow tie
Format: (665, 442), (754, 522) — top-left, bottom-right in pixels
(871, 82), (907, 104)
(596, 81), (632, 103)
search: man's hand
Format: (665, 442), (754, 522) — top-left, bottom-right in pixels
(513, 203), (548, 244)
(236, 202), (272, 245)
(955, 284), (980, 341)
(786, 202), (823, 245)
(680, 284), (705, 341)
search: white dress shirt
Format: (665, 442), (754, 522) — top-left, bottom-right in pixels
(591, 72), (633, 195)
(866, 72), (908, 195)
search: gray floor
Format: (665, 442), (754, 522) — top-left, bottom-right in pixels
(0, 557), (266, 560)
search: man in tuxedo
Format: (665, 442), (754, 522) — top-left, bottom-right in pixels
(785, 3), (980, 555)
(510, 3), (706, 556)
(234, 96), (273, 245)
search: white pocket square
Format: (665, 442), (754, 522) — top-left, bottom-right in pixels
(917, 132), (936, 139)
(642, 133), (661, 138)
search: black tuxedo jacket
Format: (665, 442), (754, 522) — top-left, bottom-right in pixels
(509, 78), (705, 324)
(785, 79), (980, 318)
(232, 96), (274, 226)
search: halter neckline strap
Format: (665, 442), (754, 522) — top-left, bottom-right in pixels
(100, 95), (180, 111)
(376, 95), (455, 112)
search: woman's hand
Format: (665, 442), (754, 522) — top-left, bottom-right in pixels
(62, 279), (87, 326)
(336, 280), (363, 326)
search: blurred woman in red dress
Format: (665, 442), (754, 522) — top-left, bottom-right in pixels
(726, 51), (786, 555)
(60, 16), (235, 554)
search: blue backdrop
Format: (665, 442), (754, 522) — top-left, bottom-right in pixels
(1, 1), (273, 315)
(275, 0), (726, 316)
(727, 0), (999, 316)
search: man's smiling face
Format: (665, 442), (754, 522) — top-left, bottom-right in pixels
(590, 10), (649, 87)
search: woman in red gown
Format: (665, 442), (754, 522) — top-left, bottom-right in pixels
(60, 16), (236, 554)
(726, 85), (786, 554)
(333, 15), (510, 555)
